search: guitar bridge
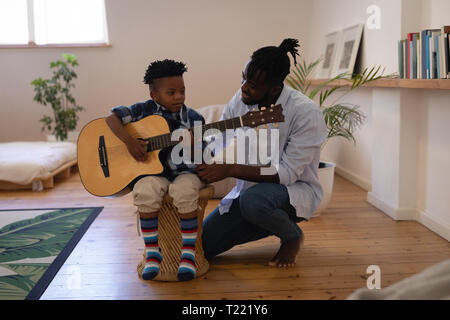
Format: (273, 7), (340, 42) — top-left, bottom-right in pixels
(98, 136), (110, 178)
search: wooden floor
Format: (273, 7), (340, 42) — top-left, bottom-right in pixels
(1, 171), (449, 300)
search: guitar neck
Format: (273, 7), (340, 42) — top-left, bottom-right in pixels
(144, 117), (244, 151)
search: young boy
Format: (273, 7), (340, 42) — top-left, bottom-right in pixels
(105, 59), (206, 281)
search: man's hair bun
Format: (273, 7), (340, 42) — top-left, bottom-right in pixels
(278, 38), (300, 64)
(248, 38), (301, 85)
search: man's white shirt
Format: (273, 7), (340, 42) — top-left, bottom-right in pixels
(216, 84), (327, 220)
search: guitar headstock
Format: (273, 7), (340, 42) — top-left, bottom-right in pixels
(241, 104), (284, 128)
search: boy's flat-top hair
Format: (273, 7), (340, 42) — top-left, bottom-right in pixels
(143, 59), (187, 86)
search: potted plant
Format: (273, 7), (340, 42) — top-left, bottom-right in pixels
(286, 59), (391, 215)
(31, 53), (84, 142)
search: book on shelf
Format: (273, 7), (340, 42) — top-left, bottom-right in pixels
(441, 26), (450, 78)
(429, 30), (439, 78)
(421, 29), (428, 78)
(406, 33), (419, 79)
(404, 38), (407, 78)
(443, 33), (450, 79)
(402, 27), (450, 79)
(435, 30), (441, 78)
(439, 28), (445, 78)
(407, 33), (411, 78)
(418, 33), (422, 79)
(398, 40), (404, 78)
(412, 33), (419, 79)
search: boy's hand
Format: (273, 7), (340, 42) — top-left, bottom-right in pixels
(178, 129), (194, 148)
(126, 138), (149, 162)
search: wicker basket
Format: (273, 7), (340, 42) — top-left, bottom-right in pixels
(137, 186), (214, 281)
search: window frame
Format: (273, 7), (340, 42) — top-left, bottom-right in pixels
(0, 0), (110, 48)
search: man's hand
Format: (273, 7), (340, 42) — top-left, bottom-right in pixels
(196, 163), (280, 185)
(126, 138), (149, 162)
(195, 163), (233, 184)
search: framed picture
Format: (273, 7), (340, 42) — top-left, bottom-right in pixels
(332, 24), (364, 77)
(317, 31), (341, 79)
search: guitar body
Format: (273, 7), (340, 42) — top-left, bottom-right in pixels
(77, 103), (285, 198)
(77, 115), (169, 197)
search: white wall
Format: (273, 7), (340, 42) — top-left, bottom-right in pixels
(306, 0), (403, 189)
(0, 0), (312, 142)
(416, 91), (450, 237)
(422, 0), (450, 30)
(305, 0), (450, 240)
(304, 0), (402, 74)
(320, 88), (373, 191)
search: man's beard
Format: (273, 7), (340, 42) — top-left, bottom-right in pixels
(242, 91), (271, 107)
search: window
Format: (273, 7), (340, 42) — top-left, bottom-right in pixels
(0, 0), (109, 46)
(0, 1), (29, 44)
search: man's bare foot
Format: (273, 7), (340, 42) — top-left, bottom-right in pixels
(268, 234), (304, 267)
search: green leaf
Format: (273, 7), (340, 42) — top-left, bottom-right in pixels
(0, 209), (94, 263)
(30, 78), (43, 86)
(0, 274), (36, 300)
(30, 53), (83, 138)
(286, 78), (301, 91)
(291, 69), (306, 92)
(62, 53), (77, 63)
(0, 208), (99, 300)
(286, 58), (392, 145)
(309, 72), (348, 100)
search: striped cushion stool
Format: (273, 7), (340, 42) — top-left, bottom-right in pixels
(137, 186), (213, 281)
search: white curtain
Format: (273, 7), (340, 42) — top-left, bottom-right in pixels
(34, 0), (108, 44)
(0, 0), (29, 44)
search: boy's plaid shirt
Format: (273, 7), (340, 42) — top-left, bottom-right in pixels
(112, 99), (208, 181)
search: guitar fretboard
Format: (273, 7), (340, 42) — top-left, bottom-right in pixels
(146, 117), (243, 151)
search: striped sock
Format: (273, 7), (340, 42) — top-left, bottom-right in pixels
(140, 216), (162, 280)
(177, 217), (198, 281)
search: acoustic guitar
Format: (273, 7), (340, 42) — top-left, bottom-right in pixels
(77, 104), (284, 197)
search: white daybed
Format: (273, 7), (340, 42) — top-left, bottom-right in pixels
(0, 141), (77, 191)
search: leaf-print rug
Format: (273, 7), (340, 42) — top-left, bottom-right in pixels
(0, 207), (103, 300)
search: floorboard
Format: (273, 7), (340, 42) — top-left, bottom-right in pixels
(0, 171), (449, 300)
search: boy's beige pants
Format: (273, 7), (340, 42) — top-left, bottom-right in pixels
(132, 173), (205, 215)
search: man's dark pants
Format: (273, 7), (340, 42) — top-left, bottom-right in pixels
(202, 183), (305, 260)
